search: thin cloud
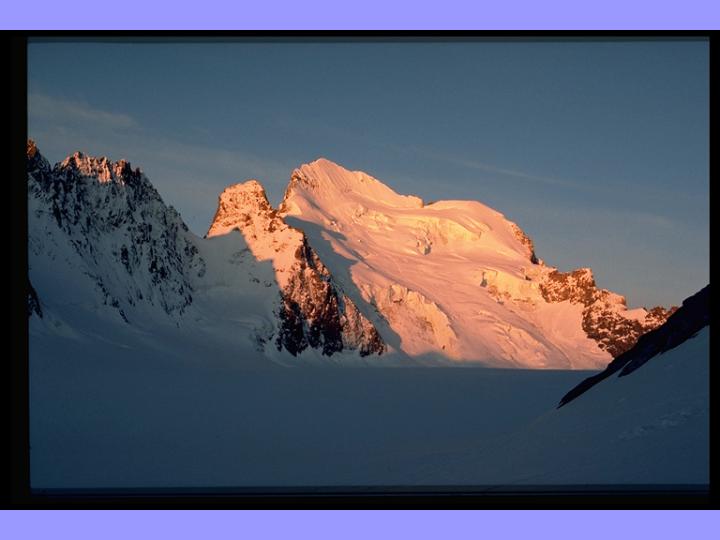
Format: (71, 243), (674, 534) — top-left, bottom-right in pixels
(417, 149), (706, 205)
(418, 150), (595, 192)
(334, 133), (601, 193)
(29, 93), (140, 130)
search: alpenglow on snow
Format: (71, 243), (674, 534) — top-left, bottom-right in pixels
(28, 141), (675, 368)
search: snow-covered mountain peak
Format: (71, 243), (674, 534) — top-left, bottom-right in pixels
(28, 142), (675, 369)
(281, 158), (424, 214)
(27, 143), (202, 324)
(275, 159), (676, 367)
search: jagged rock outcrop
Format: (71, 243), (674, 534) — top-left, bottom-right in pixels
(207, 180), (386, 357)
(509, 222), (540, 265)
(559, 284), (709, 407)
(277, 236), (385, 356)
(28, 142), (678, 368)
(29, 142), (384, 362)
(540, 268), (677, 357)
(28, 141), (205, 322)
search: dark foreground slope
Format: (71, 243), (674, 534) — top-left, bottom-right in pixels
(559, 284), (710, 408)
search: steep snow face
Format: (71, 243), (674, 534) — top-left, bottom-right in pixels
(28, 141), (205, 326)
(279, 159), (674, 368)
(412, 325), (709, 486)
(206, 180), (385, 358)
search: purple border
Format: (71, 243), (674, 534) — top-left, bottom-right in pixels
(2, 0), (720, 29)
(1, 510), (719, 539)
(6, 0), (718, 536)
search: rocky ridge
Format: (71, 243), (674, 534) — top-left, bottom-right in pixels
(277, 158), (677, 366)
(206, 181), (385, 357)
(540, 268), (677, 357)
(28, 141), (677, 367)
(27, 140), (204, 323)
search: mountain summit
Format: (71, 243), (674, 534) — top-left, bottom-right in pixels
(206, 179), (385, 357)
(29, 143), (675, 368)
(278, 158), (676, 368)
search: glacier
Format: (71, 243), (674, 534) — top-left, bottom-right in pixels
(26, 140), (706, 488)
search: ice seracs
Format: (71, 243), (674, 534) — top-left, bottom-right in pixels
(27, 142), (706, 488)
(27, 141), (675, 368)
(279, 157), (675, 368)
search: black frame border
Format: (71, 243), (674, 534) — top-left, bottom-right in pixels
(6, 30), (717, 509)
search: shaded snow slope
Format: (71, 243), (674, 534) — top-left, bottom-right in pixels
(30, 315), (707, 488)
(559, 284), (709, 407)
(29, 310), (596, 488)
(28, 141), (204, 328)
(279, 158), (674, 368)
(413, 326), (709, 485)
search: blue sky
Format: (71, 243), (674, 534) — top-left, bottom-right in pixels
(28, 39), (708, 308)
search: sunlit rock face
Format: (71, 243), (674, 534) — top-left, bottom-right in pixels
(540, 268), (677, 358)
(207, 180), (386, 357)
(29, 142), (384, 361)
(28, 141), (675, 368)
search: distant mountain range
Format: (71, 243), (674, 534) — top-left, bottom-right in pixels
(27, 140), (677, 369)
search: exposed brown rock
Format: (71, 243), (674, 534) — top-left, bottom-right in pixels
(509, 222), (540, 264)
(540, 268), (676, 358)
(27, 139), (38, 159)
(207, 180), (386, 358)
